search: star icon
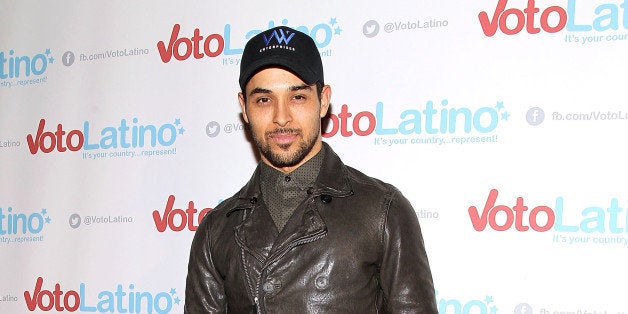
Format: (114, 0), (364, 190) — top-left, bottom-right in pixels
(174, 297), (181, 305)
(495, 101), (504, 110)
(334, 27), (343, 36)
(174, 118), (181, 126)
(491, 305), (498, 314)
(41, 208), (48, 215)
(485, 295), (493, 304)
(46, 217), (51, 224)
(501, 111), (510, 121)
(330, 18), (337, 25)
(178, 127), (185, 135)
(170, 288), (177, 295)
(48, 56), (54, 64)
(45, 48), (51, 55)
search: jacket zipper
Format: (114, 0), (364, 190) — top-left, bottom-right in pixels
(253, 227), (327, 313)
(243, 193), (340, 313)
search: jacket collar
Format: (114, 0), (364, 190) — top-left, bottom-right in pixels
(231, 142), (353, 210)
(312, 142), (354, 196)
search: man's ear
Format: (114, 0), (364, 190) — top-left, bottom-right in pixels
(238, 92), (249, 123)
(320, 85), (332, 118)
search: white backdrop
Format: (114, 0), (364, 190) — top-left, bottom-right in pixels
(1, 1), (627, 313)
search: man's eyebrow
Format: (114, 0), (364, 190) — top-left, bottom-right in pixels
(248, 87), (272, 97)
(248, 84), (313, 97)
(289, 84), (313, 92)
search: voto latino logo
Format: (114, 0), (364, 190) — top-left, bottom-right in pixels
(26, 117), (185, 159)
(157, 18), (342, 63)
(436, 290), (498, 314)
(479, 0), (628, 43)
(322, 99), (508, 145)
(24, 277), (180, 313)
(468, 189), (628, 246)
(0, 206), (50, 244)
(153, 195), (218, 232)
(0, 48), (54, 87)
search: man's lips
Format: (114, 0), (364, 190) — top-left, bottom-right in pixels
(268, 129), (299, 145)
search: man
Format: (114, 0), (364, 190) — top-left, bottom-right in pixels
(185, 26), (437, 313)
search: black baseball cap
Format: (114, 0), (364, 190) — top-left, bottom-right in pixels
(239, 26), (324, 91)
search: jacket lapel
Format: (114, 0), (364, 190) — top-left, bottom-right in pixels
(233, 143), (353, 266)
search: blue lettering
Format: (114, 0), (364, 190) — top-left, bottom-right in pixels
(118, 119), (130, 148)
(463, 300), (488, 314)
(553, 197), (579, 232)
(439, 298), (462, 313)
(373, 100), (502, 136)
(0, 50), (49, 79)
(0, 52), (7, 78)
(0, 207), (45, 235)
(593, 4), (619, 31)
(139, 124), (156, 147)
(83, 118), (181, 151)
(223, 24), (244, 55)
(83, 122), (99, 150)
(100, 127), (117, 149)
(0, 207), (5, 235)
(310, 24), (333, 47)
(97, 290), (115, 312)
(13, 213), (27, 234)
(375, 102), (398, 135)
(448, 107), (473, 133)
(158, 124), (177, 146)
(136, 291), (153, 313)
(472, 107), (498, 133)
(581, 206), (605, 233)
(154, 292), (173, 314)
(27, 213), (44, 233)
(423, 101), (438, 134)
(79, 283), (174, 314)
(15, 56), (30, 77)
(566, 0), (628, 32)
(399, 109), (421, 134)
(30, 54), (47, 75)
(436, 291), (490, 314)
(79, 283), (97, 312)
(607, 198), (623, 233)
(114, 284), (127, 313)
(566, 0), (592, 31)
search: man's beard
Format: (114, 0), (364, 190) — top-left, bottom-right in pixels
(254, 127), (317, 168)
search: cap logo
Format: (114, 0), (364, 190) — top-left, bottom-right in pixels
(261, 28), (296, 48)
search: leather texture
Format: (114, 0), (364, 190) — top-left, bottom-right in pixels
(185, 143), (438, 313)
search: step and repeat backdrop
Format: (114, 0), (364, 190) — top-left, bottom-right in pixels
(1, 1), (627, 313)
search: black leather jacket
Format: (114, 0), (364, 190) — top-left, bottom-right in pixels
(185, 143), (437, 313)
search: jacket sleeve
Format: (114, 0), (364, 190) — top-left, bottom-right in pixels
(379, 188), (438, 313)
(184, 213), (227, 313)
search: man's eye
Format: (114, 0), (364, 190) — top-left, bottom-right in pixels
(293, 95), (306, 100)
(256, 97), (271, 104)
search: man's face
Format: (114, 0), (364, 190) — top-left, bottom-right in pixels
(238, 67), (331, 173)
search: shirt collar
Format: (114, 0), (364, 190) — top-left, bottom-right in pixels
(260, 144), (326, 191)
(232, 142), (354, 211)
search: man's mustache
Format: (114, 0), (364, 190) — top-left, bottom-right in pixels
(266, 128), (301, 136)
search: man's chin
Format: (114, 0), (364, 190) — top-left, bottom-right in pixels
(262, 146), (306, 168)
(259, 137), (315, 168)
(276, 142), (294, 150)
(269, 152), (300, 166)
